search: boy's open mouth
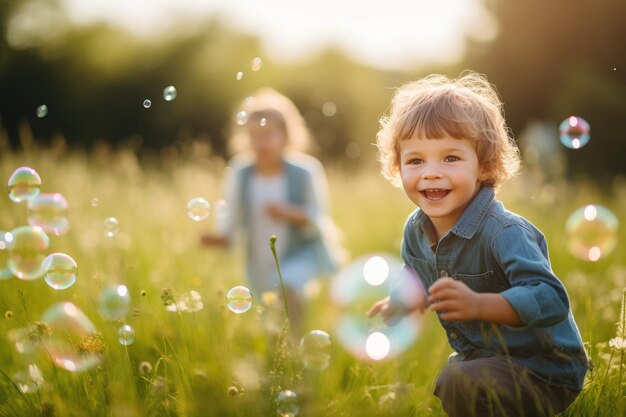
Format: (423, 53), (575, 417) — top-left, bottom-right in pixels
(421, 189), (450, 200)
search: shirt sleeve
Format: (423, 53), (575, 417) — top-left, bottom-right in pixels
(492, 223), (570, 330)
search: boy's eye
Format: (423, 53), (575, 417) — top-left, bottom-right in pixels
(406, 158), (423, 165)
(444, 155), (460, 162)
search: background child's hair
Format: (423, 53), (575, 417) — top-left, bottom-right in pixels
(376, 71), (521, 188)
(228, 87), (312, 156)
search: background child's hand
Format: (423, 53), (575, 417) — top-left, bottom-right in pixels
(428, 277), (480, 321)
(266, 203), (309, 226)
(367, 296), (405, 326)
(200, 233), (228, 247)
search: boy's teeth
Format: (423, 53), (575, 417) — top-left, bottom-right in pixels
(423, 189), (448, 200)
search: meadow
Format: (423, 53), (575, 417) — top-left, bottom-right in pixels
(0, 144), (624, 417)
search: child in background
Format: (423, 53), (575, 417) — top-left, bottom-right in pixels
(201, 88), (342, 333)
(367, 72), (588, 417)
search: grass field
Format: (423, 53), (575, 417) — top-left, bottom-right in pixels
(0, 145), (624, 417)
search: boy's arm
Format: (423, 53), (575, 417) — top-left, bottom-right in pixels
(428, 277), (522, 325)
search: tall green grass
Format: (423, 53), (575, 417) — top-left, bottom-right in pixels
(0, 146), (624, 416)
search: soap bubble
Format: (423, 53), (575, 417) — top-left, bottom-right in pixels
(226, 285), (253, 314)
(259, 117), (267, 127)
(236, 110), (248, 126)
(187, 197), (210, 221)
(251, 57), (263, 72)
(13, 364), (44, 393)
(322, 101), (337, 117)
(90, 198), (99, 207)
(559, 116), (590, 149)
(103, 217), (119, 237)
(27, 192), (69, 236)
(8, 166), (42, 203)
(7, 225), (50, 280)
(143, 99), (152, 108)
(98, 285), (131, 320)
(276, 390), (300, 417)
(163, 85), (177, 101)
(565, 204), (618, 261)
(0, 231), (14, 280)
(331, 254), (423, 360)
(236, 71), (244, 81)
(36, 105), (48, 118)
(41, 302), (103, 372)
(43, 253), (77, 290)
(300, 330), (332, 371)
(8, 324), (48, 354)
(117, 324), (135, 345)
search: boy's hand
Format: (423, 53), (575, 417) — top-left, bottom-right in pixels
(367, 296), (405, 326)
(428, 277), (480, 321)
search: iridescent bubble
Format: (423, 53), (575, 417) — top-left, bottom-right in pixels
(41, 302), (103, 372)
(8, 166), (42, 203)
(0, 231), (14, 280)
(322, 101), (337, 117)
(300, 330), (332, 371)
(8, 323), (48, 354)
(331, 254), (423, 360)
(7, 225), (50, 280)
(98, 284), (131, 320)
(276, 390), (300, 417)
(226, 285), (253, 314)
(117, 324), (135, 346)
(259, 117), (267, 127)
(90, 198), (99, 207)
(163, 85), (177, 101)
(565, 204), (618, 261)
(187, 198), (211, 221)
(27, 192), (69, 236)
(365, 331), (390, 361)
(143, 99), (152, 109)
(236, 110), (249, 126)
(103, 217), (119, 237)
(559, 116), (590, 149)
(36, 105), (48, 118)
(13, 364), (44, 393)
(43, 252), (77, 290)
(251, 57), (263, 72)
(236, 71), (244, 81)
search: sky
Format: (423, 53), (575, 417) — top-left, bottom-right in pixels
(59, 0), (496, 70)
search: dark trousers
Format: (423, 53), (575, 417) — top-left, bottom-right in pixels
(434, 356), (580, 417)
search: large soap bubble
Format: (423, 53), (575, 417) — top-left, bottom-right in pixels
(7, 225), (50, 280)
(27, 192), (69, 236)
(331, 254), (424, 361)
(565, 204), (618, 261)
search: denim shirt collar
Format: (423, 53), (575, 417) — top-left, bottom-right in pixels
(413, 185), (495, 241)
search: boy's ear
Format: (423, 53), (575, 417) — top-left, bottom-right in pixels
(478, 165), (491, 182)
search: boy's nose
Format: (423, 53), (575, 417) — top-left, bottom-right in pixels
(421, 163), (443, 179)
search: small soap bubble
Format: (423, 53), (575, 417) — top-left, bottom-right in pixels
(0, 231), (14, 280)
(300, 330), (332, 371)
(8, 225), (50, 280)
(42, 302), (103, 372)
(236, 71), (244, 81)
(226, 285), (253, 314)
(276, 390), (300, 417)
(13, 365), (44, 394)
(27, 193), (69, 236)
(259, 117), (267, 127)
(98, 285), (131, 320)
(322, 101), (337, 117)
(117, 324), (135, 346)
(251, 57), (263, 72)
(559, 116), (590, 149)
(90, 198), (99, 207)
(163, 85), (177, 101)
(565, 204), (618, 261)
(236, 110), (249, 126)
(103, 217), (119, 238)
(365, 331), (391, 361)
(8, 166), (42, 203)
(36, 105), (48, 118)
(143, 99), (152, 109)
(43, 252), (77, 290)
(187, 198), (211, 221)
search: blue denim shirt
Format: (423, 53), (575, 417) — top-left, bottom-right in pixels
(399, 185), (588, 390)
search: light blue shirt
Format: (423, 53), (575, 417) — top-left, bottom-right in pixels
(399, 185), (588, 390)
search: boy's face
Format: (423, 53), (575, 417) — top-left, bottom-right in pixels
(399, 134), (487, 237)
(247, 117), (287, 163)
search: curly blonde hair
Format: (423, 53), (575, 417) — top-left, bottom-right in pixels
(228, 87), (311, 156)
(376, 71), (520, 189)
